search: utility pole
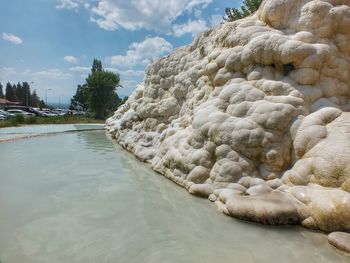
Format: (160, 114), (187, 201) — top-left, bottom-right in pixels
(26, 87), (29, 107)
(46, 88), (52, 107)
(26, 81), (34, 107)
(59, 95), (64, 108)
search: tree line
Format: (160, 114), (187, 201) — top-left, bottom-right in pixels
(0, 81), (47, 108)
(70, 59), (127, 119)
(224, 0), (262, 22)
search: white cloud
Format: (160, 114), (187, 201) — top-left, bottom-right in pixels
(184, 0), (212, 12)
(56, 0), (80, 10)
(107, 37), (172, 94)
(122, 79), (140, 86)
(118, 79), (142, 97)
(110, 37), (173, 67)
(105, 68), (145, 78)
(0, 67), (77, 102)
(0, 67), (72, 82)
(90, 0), (213, 32)
(194, 9), (202, 19)
(2, 32), (23, 45)
(106, 68), (145, 93)
(69, 66), (90, 73)
(173, 19), (209, 37)
(33, 69), (72, 80)
(121, 69), (145, 78)
(69, 66), (146, 86)
(69, 66), (145, 77)
(211, 14), (222, 26)
(0, 67), (17, 79)
(64, 55), (78, 64)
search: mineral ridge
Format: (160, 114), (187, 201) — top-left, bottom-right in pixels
(106, 0), (350, 233)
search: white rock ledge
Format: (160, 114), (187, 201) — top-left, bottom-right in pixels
(107, 0), (350, 233)
(328, 232), (350, 254)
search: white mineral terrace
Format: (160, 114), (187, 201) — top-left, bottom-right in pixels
(106, 0), (350, 251)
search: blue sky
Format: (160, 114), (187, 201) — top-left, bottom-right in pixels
(0, 0), (239, 104)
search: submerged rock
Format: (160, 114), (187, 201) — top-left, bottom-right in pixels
(107, 0), (350, 233)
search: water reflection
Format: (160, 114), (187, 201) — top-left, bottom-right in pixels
(0, 130), (348, 263)
(113, 142), (347, 263)
(76, 130), (114, 154)
(0, 124), (103, 135)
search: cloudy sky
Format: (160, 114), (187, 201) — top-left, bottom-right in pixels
(0, 0), (238, 104)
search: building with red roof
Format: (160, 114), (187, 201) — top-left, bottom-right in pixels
(0, 98), (20, 109)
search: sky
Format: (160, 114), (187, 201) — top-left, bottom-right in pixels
(0, 0), (239, 104)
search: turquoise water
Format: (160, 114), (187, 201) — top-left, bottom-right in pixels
(0, 129), (348, 263)
(0, 124), (104, 141)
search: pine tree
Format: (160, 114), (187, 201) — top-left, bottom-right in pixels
(91, 59), (103, 73)
(30, 90), (39, 107)
(0, 82), (4, 98)
(39, 100), (46, 109)
(5, 82), (17, 101)
(224, 0), (262, 22)
(16, 82), (25, 105)
(22, 82), (30, 106)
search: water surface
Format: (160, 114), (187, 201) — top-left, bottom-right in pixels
(0, 129), (348, 263)
(0, 124), (104, 142)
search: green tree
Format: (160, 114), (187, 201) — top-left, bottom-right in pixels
(22, 82), (30, 106)
(120, 96), (128, 106)
(86, 70), (120, 119)
(5, 82), (17, 101)
(70, 59), (121, 118)
(29, 89), (40, 107)
(3, 81), (45, 106)
(91, 59), (103, 73)
(38, 100), (46, 109)
(111, 93), (124, 110)
(224, 0), (262, 22)
(0, 82), (4, 98)
(70, 84), (89, 111)
(70, 59), (121, 119)
(15, 83), (23, 104)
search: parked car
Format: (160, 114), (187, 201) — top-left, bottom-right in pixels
(53, 109), (68, 116)
(4, 106), (38, 116)
(6, 109), (36, 117)
(74, 111), (86, 116)
(31, 108), (47, 117)
(0, 110), (15, 119)
(44, 111), (59, 117)
(0, 114), (7, 120)
(34, 110), (48, 117)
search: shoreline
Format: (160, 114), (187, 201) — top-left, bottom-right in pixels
(108, 131), (350, 257)
(0, 116), (105, 129)
(0, 123), (105, 142)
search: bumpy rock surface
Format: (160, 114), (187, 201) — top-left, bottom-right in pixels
(328, 232), (350, 253)
(106, 0), (350, 232)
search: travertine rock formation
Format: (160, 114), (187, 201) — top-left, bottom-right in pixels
(328, 232), (350, 253)
(106, 0), (350, 233)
